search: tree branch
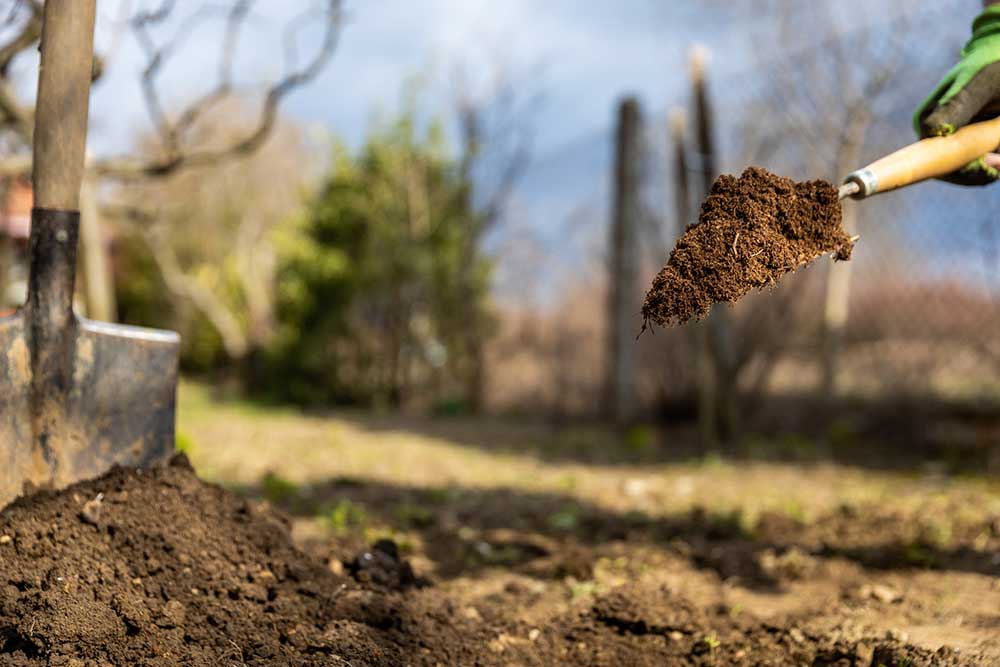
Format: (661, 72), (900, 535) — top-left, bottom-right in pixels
(0, 1), (40, 77)
(97, 0), (342, 181)
(127, 212), (250, 359)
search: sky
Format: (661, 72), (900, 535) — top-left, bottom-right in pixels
(73, 0), (975, 157)
(72, 1), (734, 157)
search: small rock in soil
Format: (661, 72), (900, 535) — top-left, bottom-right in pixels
(79, 492), (104, 525)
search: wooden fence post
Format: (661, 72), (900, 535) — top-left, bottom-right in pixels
(671, 109), (718, 446)
(606, 96), (642, 424)
(691, 47), (739, 445)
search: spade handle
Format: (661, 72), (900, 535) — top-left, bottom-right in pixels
(32, 0), (96, 211)
(844, 115), (1000, 199)
(25, 0), (97, 471)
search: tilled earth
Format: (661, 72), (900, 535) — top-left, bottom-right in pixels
(1, 456), (997, 666)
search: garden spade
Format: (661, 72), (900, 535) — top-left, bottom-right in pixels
(0, 0), (179, 509)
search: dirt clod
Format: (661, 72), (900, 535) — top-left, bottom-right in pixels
(345, 538), (424, 590)
(643, 166), (854, 327)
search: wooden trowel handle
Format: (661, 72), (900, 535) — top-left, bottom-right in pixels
(32, 0), (97, 211)
(845, 115), (1000, 199)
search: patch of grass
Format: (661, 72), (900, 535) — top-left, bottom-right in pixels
(783, 499), (808, 524)
(394, 502), (436, 529)
(918, 518), (953, 549)
(178, 380), (301, 420)
(568, 580), (596, 601)
(558, 474), (577, 492)
(175, 431), (196, 456)
(325, 499), (368, 535)
(693, 633), (721, 655)
(260, 472), (299, 504)
(624, 425), (654, 453)
(547, 505), (581, 531)
(699, 452), (725, 469)
(901, 541), (939, 568)
(703, 509), (744, 539)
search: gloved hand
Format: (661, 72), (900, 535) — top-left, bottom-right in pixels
(914, 5), (1000, 185)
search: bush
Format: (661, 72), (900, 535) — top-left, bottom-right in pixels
(265, 111), (491, 407)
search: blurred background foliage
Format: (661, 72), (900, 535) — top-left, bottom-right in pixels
(113, 99), (494, 411)
(1, 0), (999, 468)
(266, 109), (492, 409)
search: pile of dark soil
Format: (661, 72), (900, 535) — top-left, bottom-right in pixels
(0, 458), (989, 666)
(0, 456), (396, 666)
(643, 166), (854, 327)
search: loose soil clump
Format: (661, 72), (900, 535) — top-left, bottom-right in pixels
(0, 458), (991, 666)
(643, 166), (854, 327)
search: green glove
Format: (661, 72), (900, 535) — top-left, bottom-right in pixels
(914, 5), (1000, 186)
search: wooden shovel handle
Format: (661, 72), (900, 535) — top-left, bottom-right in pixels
(32, 0), (97, 211)
(850, 116), (1000, 197)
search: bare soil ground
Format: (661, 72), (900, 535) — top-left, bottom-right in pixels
(174, 384), (1000, 665)
(3, 385), (997, 665)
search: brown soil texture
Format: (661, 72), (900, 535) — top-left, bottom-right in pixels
(643, 166), (854, 327)
(1, 459), (992, 666)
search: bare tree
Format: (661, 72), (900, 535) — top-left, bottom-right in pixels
(452, 61), (539, 411)
(747, 0), (905, 396)
(0, 0), (342, 331)
(113, 104), (315, 370)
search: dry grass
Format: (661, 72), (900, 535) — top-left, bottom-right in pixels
(178, 381), (1000, 526)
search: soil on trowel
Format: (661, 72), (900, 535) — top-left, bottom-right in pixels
(643, 166), (854, 327)
(0, 457), (991, 666)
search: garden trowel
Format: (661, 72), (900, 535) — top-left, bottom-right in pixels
(0, 0), (179, 508)
(839, 114), (1000, 201)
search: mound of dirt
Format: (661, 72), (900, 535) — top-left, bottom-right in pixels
(643, 166), (854, 327)
(0, 458), (989, 666)
(0, 455), (396, 666)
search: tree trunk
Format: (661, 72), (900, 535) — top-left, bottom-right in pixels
(79, 175), (116, 321)
(606, 96), (641, 425)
